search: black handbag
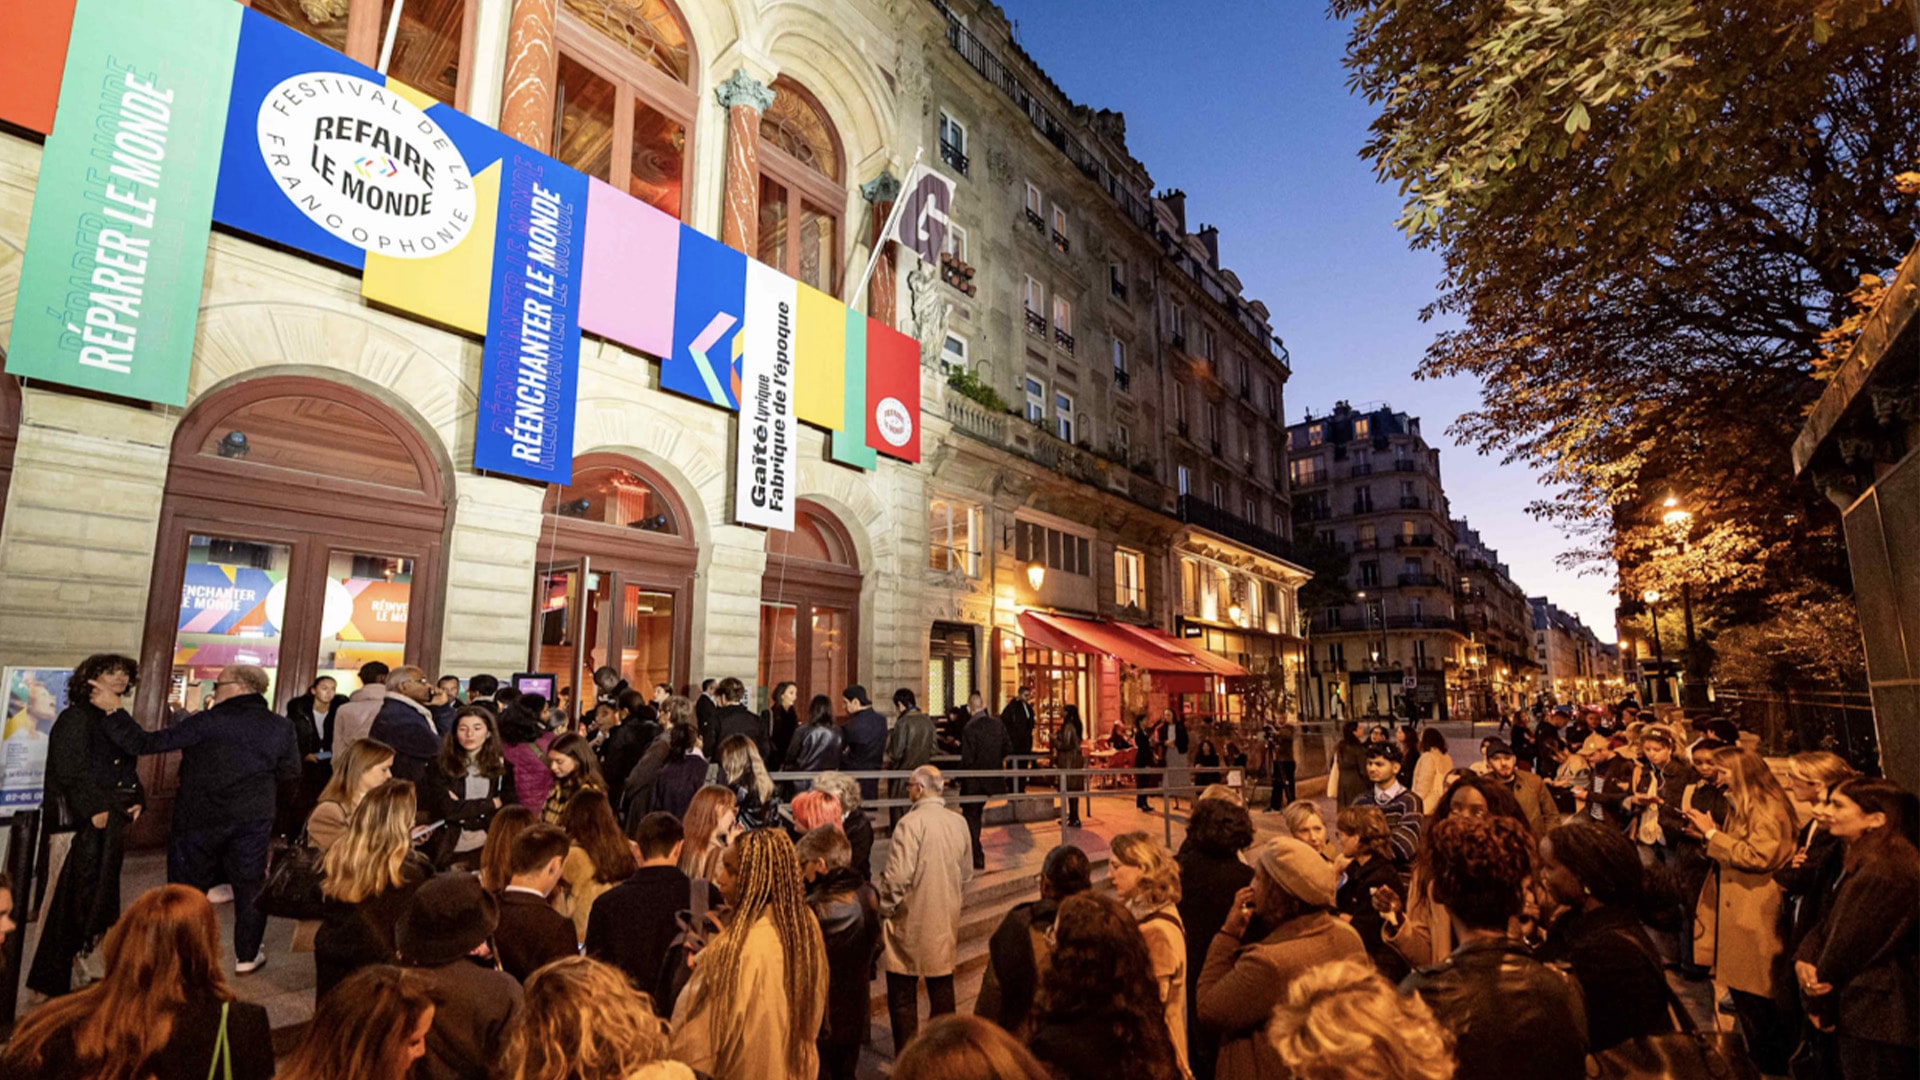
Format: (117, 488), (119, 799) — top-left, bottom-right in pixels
(1587, 971), (1761, 1080)
(258, 830), (327, 920)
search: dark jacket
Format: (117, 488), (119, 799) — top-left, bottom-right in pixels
(809, 868), (882, 1050)
(42, 702), (141, 831)
(960, 712), (1011, 796)
(1535, 905), (1674, 1051)
(1583, 755), (1638, 827)
(840, 708), (887, 775)
(1178, 842), (1254, 1080)
(101, 694), (298, 832)
(844, 808), (875, 881)
(586, 864), (721, 1013)
(652, 753), (708, 820)
(284, 692), (341, 764)
(422, 758), (516, 861)
(1401, 938), (1589, 1080)
(405, 956), (523, 1080)
(1798, 848), (1920, 1048)
(1336, 855), (1407, 977)
(620, 732), (674, 827)
(368, 695), (444, 784)
(695, 693), (716, 745)
(975, 897), (1060, 1036)
(314, 852), (434, 1000)
(495, 888), (580, 982)
(787, 722), (844, 776)
(712, 703), (767, 762)
(597, 716), (657, 810)
(1000, 698), (1036, 754)
(884, 710), (937, 771)
(0, 997), (273, 1080)
(764, 705), (799, 772)
(1028, 1012), (1157, 1080)
(1775, 822), (1845, 960)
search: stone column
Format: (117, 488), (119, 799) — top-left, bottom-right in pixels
(716, 70), (776, 255)
(861, 170), (901, 328)
(345, 0), (383, 65)
(499, 0), (559, 152)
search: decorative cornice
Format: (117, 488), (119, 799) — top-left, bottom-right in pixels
(861, 170), (902, 204)
(715, 69), (775, 113)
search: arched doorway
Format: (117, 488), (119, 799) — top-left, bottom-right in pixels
(532, 454), (696, 713)
(757, 75), (846, 293)
(758, 502), (860, 710)
(139, 377), (452, 722)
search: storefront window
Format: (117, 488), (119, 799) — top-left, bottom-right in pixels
(315, 551), (413, 687)
(173, 535), (291, 711)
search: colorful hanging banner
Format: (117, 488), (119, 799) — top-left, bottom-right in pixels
(579, 179), (679, 357)
(831, 312), (877, 469)
(0, 0), (78, 134)
(865, 320), (923, 463)
(663, 228), (746, 409)
(3, 0), (243, 406)
(792, 283), (847, 430)
(735, 261), (800, 530)
(474, 150), (590, 484)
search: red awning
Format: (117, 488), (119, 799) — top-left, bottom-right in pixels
(1016, 612), (1202, 675)
(1110, 623), (1251, 678)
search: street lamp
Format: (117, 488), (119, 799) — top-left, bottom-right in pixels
(1658, 495), (1706, 707)
(1641, 590), (1665, 662)
(1026, 562), (1046, 590)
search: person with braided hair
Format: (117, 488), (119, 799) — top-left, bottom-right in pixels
(668, 828), (827, 1080)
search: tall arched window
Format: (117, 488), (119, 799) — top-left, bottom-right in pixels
(759, 502), (861, 709)
(251, 0), (476, 110)
(553, 0), (697, 219)
(534, 455), (697, 707)
(757, 76), (844, 293)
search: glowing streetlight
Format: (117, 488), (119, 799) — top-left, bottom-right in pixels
(1026, 562), (1045, 590)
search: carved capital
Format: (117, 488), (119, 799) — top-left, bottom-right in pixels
(715, 69), (775, 113)
(861, 170), (902, 204)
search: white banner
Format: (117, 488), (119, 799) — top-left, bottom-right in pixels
(734, 260), (800, 531)
(892, 163), (954, 264)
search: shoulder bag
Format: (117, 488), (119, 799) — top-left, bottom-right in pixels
(1586, 938), (1760, 1080)
(259, 828), (327, 920)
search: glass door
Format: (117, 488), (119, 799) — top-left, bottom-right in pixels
(316, 550), (414, 688)
(532, 558), (591, 708)
(172, 534), (292, 712)
(620, 585), (675, 693)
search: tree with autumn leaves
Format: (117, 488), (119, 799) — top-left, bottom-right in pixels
(1334, 0), (1912, 688)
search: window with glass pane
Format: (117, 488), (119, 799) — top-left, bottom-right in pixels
(758, 603), (799, 690)
(810, 607), (849, 703)
(629, 101), (686, 217)
(316, 551), (413, 688)
(796, 201), (834, 292)
(1025, 377), (1045, 423)
(537, 566), (584, 700)
(546, 466), (679, 533)
(929, 499), (978, 575)
(621, 586), (673, 690)
(555, 53), (618, 183)
(758, 175), (791, 276)
(1054, 391), (1073, 443)
(174, 535), (291, 712)
(1115, 549), (1143, 608)
(256, 0), (467, 105)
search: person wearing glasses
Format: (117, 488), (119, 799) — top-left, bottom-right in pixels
(97, 663), (300, 974)
(370, 666), (453, 785)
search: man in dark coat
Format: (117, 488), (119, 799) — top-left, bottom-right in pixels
(710, 677), (767, 761)
(797, 824), (882, 1080)
(493, 825), (580, 982)
(395, 873), (524, 1080)
(839, 685), (888, 802)
(597, 693), (657, 815)
(975, 844), (1091, 1036)
(695, 679), (718, 748)
(100, 663), (298, 971)
(1000, 685), (1036, 791)
(884, 688), (936, 823)
(368, 665), (449, 784)
(587, 813), (720, 1010)
(959, 701), (1012, 870)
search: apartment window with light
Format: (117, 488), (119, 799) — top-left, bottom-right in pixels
(1024, 275), (1044, 314)
(941, 333), (968, 372)
(1358, 523), (1377, 549)
(939, 111), (968, 175)
(1177, 465), (1191, 496)
(1052, 205), (1068, 239)
(1025, 182), (1043, 217)
(1053, 296), (1073, 336)
(1054, 391), (1075, 443)
(928, 498), (981, 575)
(1114, 549), (1144, 608)
(1354, 417), (1371, 438)
(1024, 377), (1045, 423)
(1308, 423), (1324, 445)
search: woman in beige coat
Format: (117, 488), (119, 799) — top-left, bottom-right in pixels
(1684, 746), (1796, 1074)
(1111, 831), (1190, 1078)
(670, 829), (825, 1080)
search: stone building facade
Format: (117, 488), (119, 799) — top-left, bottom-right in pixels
(1452, 519), (1540, 719)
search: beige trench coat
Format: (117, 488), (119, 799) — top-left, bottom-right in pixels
(669, 915), (824, 1080)
(1692, 798), (1794, 997)
(878, 794), (974, 976)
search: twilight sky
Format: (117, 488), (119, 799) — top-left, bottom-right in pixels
(1001, 0), (1621, 641)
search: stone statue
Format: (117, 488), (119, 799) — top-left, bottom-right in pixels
(907, 258), (952, 368)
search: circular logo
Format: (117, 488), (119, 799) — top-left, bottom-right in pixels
(875, 397), (913, 448)
(256, 73), (476, 258)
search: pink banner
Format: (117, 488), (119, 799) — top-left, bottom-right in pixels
(580, 178), (679, 358)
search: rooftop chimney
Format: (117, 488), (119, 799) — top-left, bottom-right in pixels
(1161, 188), (1187, 233)
(1198, 224), (1220, 269)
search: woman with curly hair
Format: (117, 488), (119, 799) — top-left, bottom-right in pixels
(893, 1015), (1052, 1080)
(1375, 771), (1531, 968)
(276, 966), (433, 1080)
(1177, 796), (1254, 1080)
(669, 828), (827, 1079)
(1400, 815), (1585, 1079)
(1110, 831), (1190, 1076)
(1265, 957), (1455, 1080)
(1026, 892), (1181, 1080)
(499, 956), (692, 1079)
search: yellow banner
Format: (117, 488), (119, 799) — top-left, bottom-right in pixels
(793, 282), (847, 430)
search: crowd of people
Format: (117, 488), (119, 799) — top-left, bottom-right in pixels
(3, 655), (1915, 1080)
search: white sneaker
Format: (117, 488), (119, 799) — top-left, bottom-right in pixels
(236, 951), (267, 974)
(207, 884), (234, 904)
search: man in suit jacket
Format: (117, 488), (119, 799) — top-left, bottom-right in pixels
(839, 685), (888, 802)
(586, 813), (721, 1012)
(695, 679), (718, 749)
(1000, 685), (1036, 791)
(367, 665), (449, 784)
(710, 677), (767, 762)
(960, 702), (1012, 870)
(495, 825), (580, 982)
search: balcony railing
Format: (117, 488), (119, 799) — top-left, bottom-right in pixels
(1352, 501), (1376, 515)
(1295, 505), (1332, 522)
(1025, 207), (1045, 231)
(1177, 494), (1293, 561)
(1349, 463), (1374, 478)
(1024, 308), (1046, 336)
(1113, 368), (1131, 391)
(1398, 573), (1448, 588)
(940, 139), (969, 175)
(1054, 327), (1076, 353)
(1394, 533), (1437, 548)
(1398, 496), (1423, 509)
(1052, 229), (1071, 254)
(1382, 615), (1465, 632)
(936, 383), (1172, 513)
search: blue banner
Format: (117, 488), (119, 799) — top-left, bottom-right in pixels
(474, 151), (588, 484)
(663, 227), (746, 409)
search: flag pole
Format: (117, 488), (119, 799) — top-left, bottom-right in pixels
(847, 146), (923, 312)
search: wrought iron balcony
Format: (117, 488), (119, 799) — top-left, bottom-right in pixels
(1024, 308), (1046, 336)
(1177, 494), (1293, 561)
(1394, 533), (1437, 548)
(939, 139), (969, 176)
(1113, 368), (1131, 391)
(1350, 463), (1374, 477)
(1025, 207), (1045, 231)
(1054, 327), (1076, 352)
(1052, 229), (1071, 254)
(1399, 572), (1448, 588)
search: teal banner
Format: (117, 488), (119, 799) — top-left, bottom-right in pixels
(4, 0), (243, 406)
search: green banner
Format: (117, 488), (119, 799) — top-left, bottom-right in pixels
(4, 0), (242, 406)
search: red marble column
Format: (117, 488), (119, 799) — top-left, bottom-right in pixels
(499, 0), (559, 153)
(716, 71), (775, 255)
(861, 171), (902, 327)
(345, 0), (383, 65)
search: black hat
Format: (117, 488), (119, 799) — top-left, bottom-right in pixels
(396, 872), (497, 967)
(1485, 738), (1515, 758)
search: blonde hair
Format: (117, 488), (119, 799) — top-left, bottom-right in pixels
(1787, 751), (1856, 793)
(497, 956), (672, 1080)
(1199, 783), (1243, 804)
(1267, 957), (1456, 1080)
(322, 781), (418, 903)
(811, 770), (861, 812)
(678, 785), (736, 880)
(318, 738), (395, 811)
(1282, 799), (1325, 839)
(1710, 746), (1798, 839)
(720, 734), (774, 805)
(1110, 831), (1181, 908)
(686, 829), (826, 1077)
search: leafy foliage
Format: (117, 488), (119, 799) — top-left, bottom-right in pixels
(945, 366), (1011, 413)
(1336, 0), (1918, 685)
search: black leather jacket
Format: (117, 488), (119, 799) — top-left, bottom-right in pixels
(1401, 938), (1588, 1079)
(787, 721), (844, 775)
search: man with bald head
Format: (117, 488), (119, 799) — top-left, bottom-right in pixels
(99, 663), (299, 971)
(878, 765), (974, 1047)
